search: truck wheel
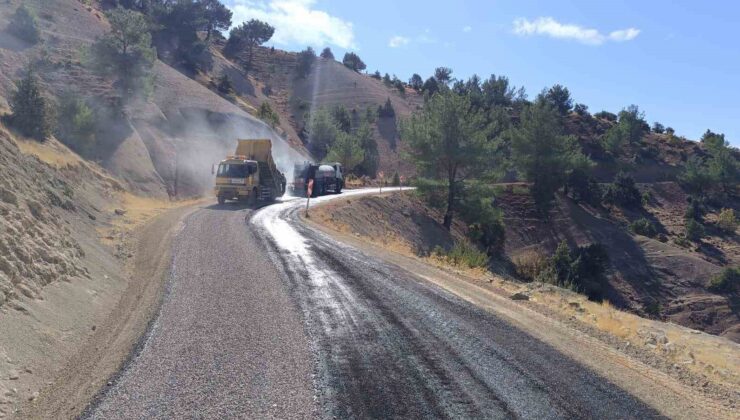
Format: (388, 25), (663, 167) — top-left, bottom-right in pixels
(217, 194), (225, 205)
(249, 188), (258, 206)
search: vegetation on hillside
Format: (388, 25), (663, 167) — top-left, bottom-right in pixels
(90, 7), (156, 98)
(5, 69), (53, 141)
(8, 5), (40, 44)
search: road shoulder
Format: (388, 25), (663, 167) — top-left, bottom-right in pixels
(19, 204), (199, 419)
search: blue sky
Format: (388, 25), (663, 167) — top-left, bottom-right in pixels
(226, 0), (740, 145)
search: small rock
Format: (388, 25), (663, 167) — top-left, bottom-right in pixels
(7, 371), (18, 380)
(23, 368), (31, 374)
(510, 292), (529, 301)
(91, 325), (96, 331)
(114, 209), (126, 216)
(402, 209), (412, 217)
(28, 392), (38, 402)
(568, 301), (580, 309)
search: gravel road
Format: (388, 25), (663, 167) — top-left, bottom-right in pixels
(87, 190), (663, 419)
(87, 203), (317, 419)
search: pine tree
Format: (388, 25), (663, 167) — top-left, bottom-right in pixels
(8, 69), (52, 141)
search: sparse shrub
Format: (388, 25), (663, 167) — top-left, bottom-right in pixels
(652, 122), (665, 134)
(566, 168), (601, 205)
(685, 219), (705, 242)
(603, 172), (641, 208)
(574, 103), (589, 116)
(707, 267), (739, 294)
(56, 92), (97, 155)
(440, 241), (489, 269)
(684, 196), (704, 221)
(641, 190), (652, 207)
(7, 68), (53, 141)
(8, 5), (40, 44)
(540, 240), (610, 300)
(644, 300), (662, 317)
(514, 251), (549, 282)
(257, 101), (279, 127)
(717, 208), (738, 233)
(371, 70), (381, 80)
(391, 172), (400, 186)
(216, 73), (234, 95)
(594, 111), (617, 122)
(630, 218), (657, 237)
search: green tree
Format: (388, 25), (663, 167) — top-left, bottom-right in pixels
(701, 129), (727, 152)
(295, 46), (316, 79)
(257, 101), (279, 127)
(617, 105), (646, 144)
(510, 99), (586, 214)
(326, 130), (364, 171)
(342, 52), (366, 72)
(56, 92), (97, 155)
(225, 19), (275, 69)
(434, 67), (453, 85)
(401, 91), (492, 229)
(150, 0), (212, 71)
(200, 0), (232, 40)
(91, 7), (156, 98)
(378, 97), (395, 118)
(307, 108), (338, 159)
(685, 219), (705, 242)
(652, 122), (665, 134)
(543, 84), (573, 115)
(409, 74), (423, 91)
(8, 5), (40, 44)
(422, 76), (440, 96)
(320, 47), (334, 59)
(707, 146), (739, 195)
(356, 121), (379, 177)
(331, 105), (351, 133)
(603, 172), (642, 208)
(7, 68), (53, 141)
(481, 74), (515, 107)
(680, 156), (713, 195)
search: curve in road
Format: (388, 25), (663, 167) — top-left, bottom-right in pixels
(88, 189), (664, 419)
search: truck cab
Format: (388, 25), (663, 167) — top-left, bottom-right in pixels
(214, 157), (260, 204)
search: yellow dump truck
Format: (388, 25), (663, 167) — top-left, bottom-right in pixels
(214, 139), (286, 205)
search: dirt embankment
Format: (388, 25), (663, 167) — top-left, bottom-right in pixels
(308, 191), (740, 396)
(0, 127), (196, 419)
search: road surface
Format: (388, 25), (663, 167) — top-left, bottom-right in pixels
(87, 189), (664, 419)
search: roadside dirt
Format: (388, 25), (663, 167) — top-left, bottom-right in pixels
(17, 204), (198, 419)
(306, 193), (740, 416)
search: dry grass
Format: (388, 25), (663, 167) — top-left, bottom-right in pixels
(13, 135), (82, 168)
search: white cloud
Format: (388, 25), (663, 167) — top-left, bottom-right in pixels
(462, 25), (472, 33)
(229, 0), (356, 49)
(512, 17), (639, 46)
(608, 28), (641, 42)
(388, 35), (410, 48)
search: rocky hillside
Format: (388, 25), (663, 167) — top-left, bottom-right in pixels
(0, 0), (309, 199)
(197, 43), (423, 177)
